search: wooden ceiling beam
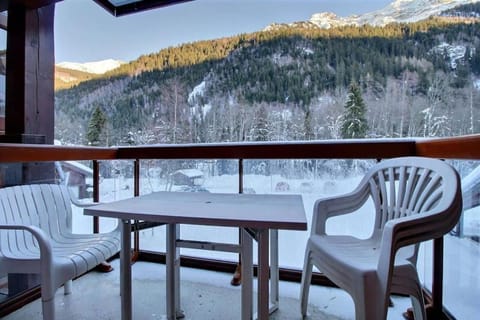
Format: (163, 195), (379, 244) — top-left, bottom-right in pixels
(0, 0), (63, 12)
(1, 1), (192, 16)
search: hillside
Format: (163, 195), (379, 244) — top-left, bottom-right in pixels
(55, 66), (97, 90)
(55, 60), (125, 90)
(55, 3), (480, 147)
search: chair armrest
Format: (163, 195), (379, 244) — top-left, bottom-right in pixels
(0, 224), (53, 263)
(68, 199), (122, 234)
(312, 181), (371, 235)
(71, 199), (103, 209)
(70, 197), (103, 208)
(65, 185), (103, 208)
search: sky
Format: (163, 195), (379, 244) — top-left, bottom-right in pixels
(54, 0), (394, 63)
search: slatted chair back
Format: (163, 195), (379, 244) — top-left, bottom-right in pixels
(369, 164), (446, 229)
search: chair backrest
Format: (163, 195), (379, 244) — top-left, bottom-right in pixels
(363, 157), (462, 240)
(0, 184), (74, 233)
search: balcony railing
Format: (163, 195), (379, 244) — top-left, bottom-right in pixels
(1, 134), (479, 319)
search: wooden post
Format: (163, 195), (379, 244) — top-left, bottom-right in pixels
(5, 3), (55, 144)
(1, 3), (56, 185)
(3, 2), (56, 295)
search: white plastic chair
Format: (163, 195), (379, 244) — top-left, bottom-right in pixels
(0, 184), (121, 320)
(300, 157), (462, 320)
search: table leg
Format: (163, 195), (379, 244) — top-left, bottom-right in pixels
(257, 229), (270, 319)
(241, 228), (253, 320)
(270, 229), (279, 312)
(166, 224), (183, 319)
(174, 224), (183, 319)
(120, 219), (132, 320)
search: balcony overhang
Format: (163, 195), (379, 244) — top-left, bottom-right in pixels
(0, 0), (193, 16)
(93, 0), (194, 17)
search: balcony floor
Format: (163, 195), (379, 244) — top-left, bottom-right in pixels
(3, 259), (410, 319)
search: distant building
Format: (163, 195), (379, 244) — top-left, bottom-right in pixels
(58, 161), (93, 199)
(171, 169), (205, 186)
(166, 169), (206, 191)
(462, 165), (480, 210)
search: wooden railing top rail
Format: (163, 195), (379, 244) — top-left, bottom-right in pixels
(116, 139), (417, 160)
(0, 139), (416, 162)
(1, 134), (479, 163)
(0, 143), (117, 163)
(415, 134), (480, 160)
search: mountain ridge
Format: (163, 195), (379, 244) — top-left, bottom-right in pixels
(265, 0), (480, 31)
(57, 59), (125, 75)
(55, 0), (478, 90)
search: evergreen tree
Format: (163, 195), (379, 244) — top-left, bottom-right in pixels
(453, 62), (470, 88)
(86, 106), (107, 146)
(251, 105), (269, 141)
(341, 83), (369, 139)
(472, 44), (480, 75)
(417, 71), (430, 95)
(304, 107), (314, 140)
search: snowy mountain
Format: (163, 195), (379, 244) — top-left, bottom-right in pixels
(266, 0), (480, 30)
(56, 59), (125, 75)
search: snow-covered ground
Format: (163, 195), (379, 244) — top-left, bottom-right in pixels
(72, 168), (480, 319)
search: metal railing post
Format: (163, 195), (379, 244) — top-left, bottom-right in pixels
(432, 237), (444, 318)
(133, 159), (140, 261)
(93, 160), (100, 234)
(231, 158), (244, 286)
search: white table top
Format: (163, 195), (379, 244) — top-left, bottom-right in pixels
(85, 191), (307, 231)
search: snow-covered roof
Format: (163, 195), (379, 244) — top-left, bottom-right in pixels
(173, 169), (204, 178)
(462, 165), (480, 189)
(62, 160), (93, 176)
(461, 164), (480, 209)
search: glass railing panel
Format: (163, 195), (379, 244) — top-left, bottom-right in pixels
(138, 159), (240, 259)
(243, 159), (377, 269)
(417, 160), (480, 319)
(136, 158), (378, 267)
(70, 160), (129, 233)
(135, 158), (382, 266)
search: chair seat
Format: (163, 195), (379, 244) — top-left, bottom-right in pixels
(308, 235), (414, 272)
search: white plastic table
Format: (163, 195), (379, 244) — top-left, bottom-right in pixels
(85, 191), (307, 320)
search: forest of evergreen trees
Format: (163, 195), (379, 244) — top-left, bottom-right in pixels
(54, 3), (480, 148)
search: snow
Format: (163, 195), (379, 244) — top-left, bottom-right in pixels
(63, 160), (93, 176)
(187, 80), (206, 104)
(71, 165), (480, 320)
(461, 164), (480, 189)
(271, 0), (480, 29)
(433, 42), (467, 69)
(474, 78), (480, 90)
(302, 48), (314, 55)
(188, 81), (213, 119)
(173, 168), (204, 178)
(56, 59), (125, 74)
